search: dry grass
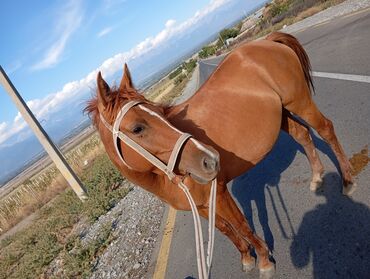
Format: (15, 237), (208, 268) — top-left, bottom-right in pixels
(159, 72), (193, 105)
(146, 69), (194, 105)
(145, 77), (173, 101)
(0, 133), (104, 235)
(152, 83), (175, 103)
(0, 175), (68, 234)
(297, 5), (322, 20)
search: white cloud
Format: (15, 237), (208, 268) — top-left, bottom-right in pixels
(31, 0), (83, 70)
(0, 0), (231, 147)
(165, 19), (176, 28)
(97, 26), (114, 38)
(0, 122), (8, 144)
(0, 115), (28, 148)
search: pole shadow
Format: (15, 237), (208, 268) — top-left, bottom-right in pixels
(230, 130), (339, 252)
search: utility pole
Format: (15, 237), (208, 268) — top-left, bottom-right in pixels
(0, 66), (87, 201)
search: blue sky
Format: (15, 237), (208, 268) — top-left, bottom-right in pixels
(1, 0), (211, 120)
(0, 0), (265, 181)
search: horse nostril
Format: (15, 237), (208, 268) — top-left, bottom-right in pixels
(202, 156), (218, 172)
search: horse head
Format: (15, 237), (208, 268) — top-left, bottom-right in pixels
(86, 64), (219, 184)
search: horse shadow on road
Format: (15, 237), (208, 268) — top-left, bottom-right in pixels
(231, 131), (370, 277)
(230, 130), (338, 251)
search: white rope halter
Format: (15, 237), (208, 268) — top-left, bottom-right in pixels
(100, 100), (217, 278)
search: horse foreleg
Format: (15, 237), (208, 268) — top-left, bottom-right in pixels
(281, 109), (324, 191)
(216, 188), (275, 278)
(198, 208), (256, 273)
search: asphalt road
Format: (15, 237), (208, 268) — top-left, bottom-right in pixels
(159, 8), (370, 279)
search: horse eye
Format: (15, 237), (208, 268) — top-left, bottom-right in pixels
(132, 125), (144, 134)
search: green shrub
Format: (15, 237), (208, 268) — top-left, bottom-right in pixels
(199, 45), (216, 58)
(174, 73), (186, 86)
(183, 59), (197, 73)
(216, 28), (240, 48)
(169, 67), (183, 79)
(270, 1), (290, 18)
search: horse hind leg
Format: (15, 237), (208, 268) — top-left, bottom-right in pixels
(285, 100), (356, 195)
(281, 109), (324, 191)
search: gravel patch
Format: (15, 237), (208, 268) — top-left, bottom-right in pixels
(88, 185), (164, 279)
(45, 180), (164, 279)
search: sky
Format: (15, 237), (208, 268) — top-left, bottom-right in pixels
(0, 0), (265, 183)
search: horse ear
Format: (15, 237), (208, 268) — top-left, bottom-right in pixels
(97, 71), (110, 109)
(119, 63), (133, 91)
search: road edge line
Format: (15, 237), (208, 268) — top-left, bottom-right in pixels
(152, 206), (177, 279)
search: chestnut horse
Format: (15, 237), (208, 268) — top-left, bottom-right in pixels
(86, 32), (355, 278)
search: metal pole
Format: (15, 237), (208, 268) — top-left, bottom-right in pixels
(0, 66), (87, 201)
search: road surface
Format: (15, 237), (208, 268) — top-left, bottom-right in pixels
(152, 7), (370, 279)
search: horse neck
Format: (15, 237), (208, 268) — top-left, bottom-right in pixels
(164, 84), (208, 121)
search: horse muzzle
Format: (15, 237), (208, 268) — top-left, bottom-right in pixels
(181, 140), (220, 185)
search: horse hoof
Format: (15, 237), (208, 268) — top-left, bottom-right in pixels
(242, 258), (255, 273)
(259, 265), (275, 279)
(343, 182), (357, 196)
(310, 174), (323, 191)
(310, 180), (322, 191)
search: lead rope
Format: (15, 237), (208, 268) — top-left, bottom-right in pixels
(100, 101), (217, 279)
(177, 179), (217, 279)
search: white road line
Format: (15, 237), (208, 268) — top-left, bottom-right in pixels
(312, 71), (370, 84)
(202, 62), (219, 66)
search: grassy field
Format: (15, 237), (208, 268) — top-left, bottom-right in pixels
(0, 153), (131, 279)
(0, 132), (102, 236)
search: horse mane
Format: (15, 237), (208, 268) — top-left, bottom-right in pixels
(84, 84), (146, 126)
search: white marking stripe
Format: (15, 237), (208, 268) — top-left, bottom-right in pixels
(138, 105), (183, 134)
(190, 138), (218, 160)
(312, 71), (370, 84)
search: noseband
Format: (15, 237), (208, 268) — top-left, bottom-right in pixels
(99, 100), (216, 279)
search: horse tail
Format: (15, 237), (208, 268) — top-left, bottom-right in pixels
(266, 32), (315, 94)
